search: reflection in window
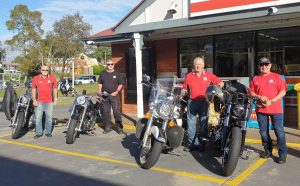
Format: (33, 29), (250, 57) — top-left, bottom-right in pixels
(215, 32), (253, 77)
(258, 27), (300, 76)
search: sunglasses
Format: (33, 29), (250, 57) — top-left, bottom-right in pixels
(259, 63), (270, 67)
(41, 69), (49, 71)
(107, 63), (114, 66)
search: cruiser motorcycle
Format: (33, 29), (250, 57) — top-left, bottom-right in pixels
(10, 81), (36, 139)
(136, 75), (186, 169)
(205, 80), (254, 176)
(65, 91), (109, 144)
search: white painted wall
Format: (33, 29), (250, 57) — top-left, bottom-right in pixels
(130, 0), (188, 26)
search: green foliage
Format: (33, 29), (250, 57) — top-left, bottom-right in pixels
(48, 12), (92, 73)
(86, 46), (111, 64)
(0, 68), (4, 73)
(13, 47), (41, 76)
(93, 65), (105, 75)
(0, 41), (6, 61)
(5, 4), (43, 55)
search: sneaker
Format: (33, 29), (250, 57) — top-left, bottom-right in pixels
(34, 134), (43, 139)
(45, 133), (52, 137)
(261, 150), (272, 159)
(103, 127), (112, 134)
(278, 155), (286, 164)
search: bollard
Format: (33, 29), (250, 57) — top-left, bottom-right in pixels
(294, 83), (300, 130)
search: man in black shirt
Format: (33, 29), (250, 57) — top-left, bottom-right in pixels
(98, 60), (124, 134)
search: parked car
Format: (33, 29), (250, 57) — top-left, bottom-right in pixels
(74, 76), (96, 84)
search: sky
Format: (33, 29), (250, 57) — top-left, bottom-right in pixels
(0, 0), (141, 61)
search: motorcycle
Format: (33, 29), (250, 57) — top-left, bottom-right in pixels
(10, 81), (36, 139)
(205, 80), (254, 176)
(135, 75), (186, 169)
(58, 78), (73, 96)
(65, 90), (109, 144)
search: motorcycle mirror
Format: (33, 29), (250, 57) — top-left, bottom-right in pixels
(82, 89), (87, 95)
(142, 74), (150, 82)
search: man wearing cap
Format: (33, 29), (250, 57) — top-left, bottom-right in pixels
(183, 56), (224, 152)
(249, 57), (287, 164)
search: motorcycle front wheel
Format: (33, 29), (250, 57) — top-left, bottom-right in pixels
(66, 119), (79, 144)
(138, 136), (163, 169)
(222, 126), (242, 176)
(11, 111), (25, 139)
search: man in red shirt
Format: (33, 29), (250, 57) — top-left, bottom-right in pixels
(249, 57), (287, 164)
(32, 65), (58, 139)
(183, 56), (224, 151)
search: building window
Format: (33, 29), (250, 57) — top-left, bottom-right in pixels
(215, 32), (254, 77)
(258, 26), (300, 76)
(179, 36), (213, 77)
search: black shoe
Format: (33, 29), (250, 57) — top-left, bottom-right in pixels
(278, 155), (286, 164)
(261, 150), (272, 159)
(103, 127), (112, 134)
(34, 134), (43, 139)
(183, 144), (199, 152)
(45, 133), (52, 137)
(115, 126), (125, 135)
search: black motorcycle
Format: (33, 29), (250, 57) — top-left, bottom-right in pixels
(205, 80), (254, 176)
(136, 75), (186, 169)
(65, 91), (108, 144)
(58, 78), (73, 96)
(10, 81), (36, 139)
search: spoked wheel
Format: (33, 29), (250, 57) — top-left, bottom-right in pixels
(222, 126), (242, 176)
(139, 136), (163, 169)
(11, 111), (25, 139)
(66, 119), (79, 144)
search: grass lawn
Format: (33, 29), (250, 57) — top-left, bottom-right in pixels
(0, 83), (99, 106)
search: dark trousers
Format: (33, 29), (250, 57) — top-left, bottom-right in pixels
(102, 95), (123, 129)
(257, 113), (287, 156)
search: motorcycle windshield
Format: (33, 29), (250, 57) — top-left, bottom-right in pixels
(148, 76), (183, 106)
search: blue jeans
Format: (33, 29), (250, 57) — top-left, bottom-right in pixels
(35, 102), (53, 135)
(187, 99), (209, 146)
(257, 113), (287, 156)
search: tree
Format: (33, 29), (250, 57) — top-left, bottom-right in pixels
(49, 12), (92, 73)
(5, 4), (43, 56)
(86, 46), (111, 64)
(0, 41), (6, 61)
(93, 65), (105, 75)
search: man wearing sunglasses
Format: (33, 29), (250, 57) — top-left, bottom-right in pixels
(32, 65), (58, 139)
(249, 57), (287, 164)
(98, 60), (124, 134)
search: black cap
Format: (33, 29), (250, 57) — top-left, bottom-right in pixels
(259, 57), (271, 64)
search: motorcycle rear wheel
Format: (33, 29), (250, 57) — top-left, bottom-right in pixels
(66, 119), (79, 144)
(139, 136), (163, 169)
(222, 126), (242, 176)
(11, 111), (25, 139)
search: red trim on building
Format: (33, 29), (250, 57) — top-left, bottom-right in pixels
(190, 0), (273, 13)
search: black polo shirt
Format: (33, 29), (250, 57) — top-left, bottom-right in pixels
(98, 70), (124, 93)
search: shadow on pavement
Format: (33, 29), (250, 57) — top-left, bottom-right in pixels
(0, 155), (122, 186)
(120, 133), (140, 163)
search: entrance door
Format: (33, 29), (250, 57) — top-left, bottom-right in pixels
(125, 47), (156, 103)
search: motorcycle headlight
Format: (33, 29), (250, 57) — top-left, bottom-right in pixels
(76, 96), (86, 105)
(20, 97), (29, 104)
(233, 104), (245, 118)
(157, 104), (172, 118)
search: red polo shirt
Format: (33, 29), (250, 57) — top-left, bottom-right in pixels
(249, 72), (287, 114)
(32, 75), (58, 103)
(183, 71), (222, 99)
